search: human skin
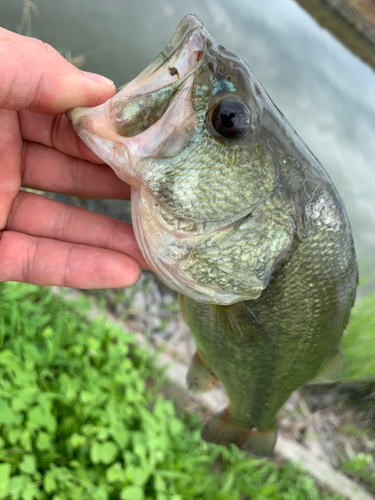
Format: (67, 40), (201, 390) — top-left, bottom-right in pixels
(0, 27), (149, 289)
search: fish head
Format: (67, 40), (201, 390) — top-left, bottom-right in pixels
(67, 15), (300, 304)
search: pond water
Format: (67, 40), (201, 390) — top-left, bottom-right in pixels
(2, 0), (375, 294)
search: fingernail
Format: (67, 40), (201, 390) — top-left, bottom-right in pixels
(82, 71), (115, 87)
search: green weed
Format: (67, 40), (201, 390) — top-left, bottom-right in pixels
(0, 282), (344, 499)
(342, 288), (375, 380)
(340, 452), (375, 492)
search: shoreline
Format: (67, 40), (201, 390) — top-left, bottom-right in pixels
(322, 0), (375, 45)
(294, 0), (375, 70)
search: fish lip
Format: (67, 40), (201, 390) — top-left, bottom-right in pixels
(122, 14), (205, 96)
(104, 16), (206, 139)
(163, 14), (204, 55)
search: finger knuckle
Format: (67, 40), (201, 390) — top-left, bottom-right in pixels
(70, 157), (87, 187)
(24, 237), (39, 283)
(41, 41), (61, 64)
(54, 204), (76, 241)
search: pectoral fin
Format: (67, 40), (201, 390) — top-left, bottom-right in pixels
(227, 301), (267, 345)
(202, 409), (277, 457)
(307, 349), (345, 385)
(180, 197), (295, 301)
(187, 350), (219, 394)
(178, 293), (186, 322)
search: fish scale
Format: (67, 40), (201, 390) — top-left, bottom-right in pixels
(182, 207), (355, 441)
(145, 138), (274, 220)
(67, 14), (358, 456)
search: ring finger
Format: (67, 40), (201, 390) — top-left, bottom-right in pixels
(22, 141), (131, 200)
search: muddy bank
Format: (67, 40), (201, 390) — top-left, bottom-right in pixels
(323, 0), (375, 44)
(294, 0), (375, 70)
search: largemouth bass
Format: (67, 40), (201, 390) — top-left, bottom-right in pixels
(67, 15), (358, 457)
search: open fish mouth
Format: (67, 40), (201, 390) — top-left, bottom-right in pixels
(105, 16), (205, 139)
(66, 15), (206, 189)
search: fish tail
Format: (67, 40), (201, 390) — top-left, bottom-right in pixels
(202, 408), (277, 457)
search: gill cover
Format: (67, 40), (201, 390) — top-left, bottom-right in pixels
(67, 15), (300, 305)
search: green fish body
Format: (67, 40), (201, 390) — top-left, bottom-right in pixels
(67, 15), (358, 456)
(181, 200), (355, 454)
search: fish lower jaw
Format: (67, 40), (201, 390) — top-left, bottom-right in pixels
(131, 189), (256, 305)
(69, 107), (147, 189)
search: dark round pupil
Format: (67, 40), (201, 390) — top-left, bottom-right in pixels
(211, 100), (249, 139)
(221, 109), (236, 130)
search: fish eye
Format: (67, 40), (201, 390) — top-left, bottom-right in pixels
(211, 100), (250, 139)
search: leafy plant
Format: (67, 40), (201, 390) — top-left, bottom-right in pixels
(340, 452), (375, 493)
(342, 288), (375, 380)
(0, 282), (343, 499)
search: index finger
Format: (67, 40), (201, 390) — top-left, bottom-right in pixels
(19, 110), (105, 164)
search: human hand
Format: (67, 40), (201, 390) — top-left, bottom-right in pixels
(0, 28), (149, 289)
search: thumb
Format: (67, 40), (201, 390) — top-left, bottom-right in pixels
(0, 27), (116, 114)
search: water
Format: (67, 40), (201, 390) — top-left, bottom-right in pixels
(2, 0), (375, 292)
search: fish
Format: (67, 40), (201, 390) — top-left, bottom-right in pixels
(66, 15), (358, 457)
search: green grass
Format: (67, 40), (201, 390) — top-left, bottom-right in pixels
(342, 288), (375, 380)
(335, 286), (375, 492)
(0, 282), (346, 500)
(340, 452), (375, 493)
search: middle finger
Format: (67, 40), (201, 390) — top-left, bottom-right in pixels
(19, 110), (105, 164)
(22, 142), (131, 200)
